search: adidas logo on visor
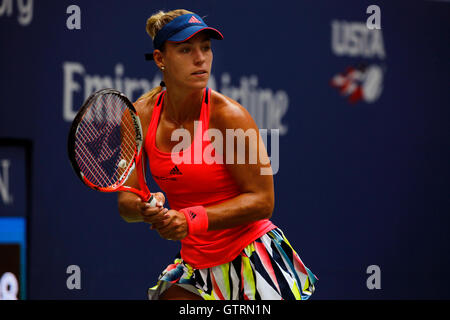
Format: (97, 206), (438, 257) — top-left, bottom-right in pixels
(188, 16), (202, 24)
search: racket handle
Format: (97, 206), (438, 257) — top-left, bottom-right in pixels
(148, 195), (157, 207)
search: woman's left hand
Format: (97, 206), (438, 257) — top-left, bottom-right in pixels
(151, 209), (188, 241)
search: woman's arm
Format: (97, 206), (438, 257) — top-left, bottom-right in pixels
(117, 96), (168, 225)
(117, 181), (168, 224)
(204, 93), (274, 229)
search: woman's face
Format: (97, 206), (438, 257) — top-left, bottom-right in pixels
(162, 31), (213, 90)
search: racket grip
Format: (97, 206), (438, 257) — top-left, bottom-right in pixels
(147, 195), (157, 207)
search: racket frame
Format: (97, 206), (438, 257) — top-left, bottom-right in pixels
(68, 88), (154, 204)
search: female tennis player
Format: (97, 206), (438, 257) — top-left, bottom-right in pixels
(117, 9), (317, 300)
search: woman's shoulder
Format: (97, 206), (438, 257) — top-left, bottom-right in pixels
(134, 94), (157, 117)
(210, 89), (253, 129)
(133, 93), (160, 135)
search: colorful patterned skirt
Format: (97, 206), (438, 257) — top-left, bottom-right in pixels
(148, 228), (318, 300)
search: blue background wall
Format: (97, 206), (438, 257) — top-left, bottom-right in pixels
(1, 0), (449, 299)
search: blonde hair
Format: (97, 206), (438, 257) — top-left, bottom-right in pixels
(137, 9), (194, 103)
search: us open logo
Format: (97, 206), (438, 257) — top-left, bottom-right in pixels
(329, 7), (386, 105)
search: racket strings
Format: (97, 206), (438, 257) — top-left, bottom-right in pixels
(75, 93), (138, 188)
(76, 109), (133, 186)
(76, 95), (121, 183)
(83, 94), (135, 182)
(76, 121), (120, 186)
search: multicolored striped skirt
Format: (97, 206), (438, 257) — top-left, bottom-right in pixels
(148, 228), (318, 300)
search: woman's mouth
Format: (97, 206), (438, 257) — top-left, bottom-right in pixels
(192, 70), (208, 77)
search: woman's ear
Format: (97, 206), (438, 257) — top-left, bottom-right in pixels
(153, 50), (164, 69)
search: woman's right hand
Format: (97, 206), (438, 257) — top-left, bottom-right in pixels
(140, 192), (170, 225)
(118, 191), (169, 224)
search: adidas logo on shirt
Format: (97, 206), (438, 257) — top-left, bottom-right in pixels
(169, 165), (183, 175)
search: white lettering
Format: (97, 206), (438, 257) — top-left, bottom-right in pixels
(84, 75), (114, 100)
(0, 0), (33, 26)
(16, 0), (32, 26)
(203, 128), (223, 165)
(226, 128), (258, 165)
(366, 265), (381, 289)
(0, 159), (13, 205)
(362, 65), (383, 102)
(66, 265), (81, 290)
(260, 129), (279, 175)
(62, 65), (288, 134)
(124, 78), (150, 101)
(169, 125), (279, 175)
(332, 20), (386, 59)
(366, 5), (381, 30)
(63, 62), (84, 121)
(220, 73), (289, 135)
(0, 272), (19, 300)
(223, 304), (271, 315)
(0, 0), (13, 17)
(171, 128), (192, 165)
(62, 62), (156, 122)
(179, 304), (213, 317)
(193, 120), (203, 164)
(66, 4), (81, 30)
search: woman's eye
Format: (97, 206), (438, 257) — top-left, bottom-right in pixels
(181, 47), (190, 53)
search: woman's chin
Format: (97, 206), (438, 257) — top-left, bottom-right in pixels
(186, 78), (209, 90)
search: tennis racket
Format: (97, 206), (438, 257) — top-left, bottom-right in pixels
(67, 88), (157, 207)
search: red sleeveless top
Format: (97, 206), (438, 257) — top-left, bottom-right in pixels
(144, 88), (275, 269)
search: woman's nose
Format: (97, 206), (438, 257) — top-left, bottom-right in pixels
(193, 47), (206, 65)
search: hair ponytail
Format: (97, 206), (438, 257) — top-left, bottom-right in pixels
(136, 85), (164, 103)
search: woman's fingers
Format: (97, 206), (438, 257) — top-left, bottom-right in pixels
(141, 206), (169, 224)
(150, 218), (171, 230)
(153, 210), (188, 241)
(140, 201), (163, 215)
(153, 192), (166, 207)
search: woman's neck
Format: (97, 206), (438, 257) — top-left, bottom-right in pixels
(162, 86), (204, 125)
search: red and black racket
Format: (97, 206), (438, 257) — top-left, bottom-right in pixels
(68, 88), (157, 207)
